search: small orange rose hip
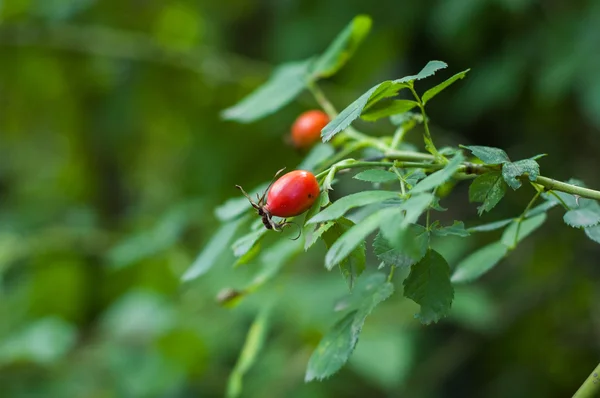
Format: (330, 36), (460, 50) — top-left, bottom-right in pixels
(291, 110), (330, 149)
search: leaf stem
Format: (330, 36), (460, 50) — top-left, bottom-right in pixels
(408, 85), (441, 160)
(573, 362), (600, 398)
(307, 82), (338, 120)
(513, 189), (542, 248)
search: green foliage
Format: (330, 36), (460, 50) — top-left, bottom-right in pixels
(451, 242), (508, 283)
(403, 249), (454, 324)
(411, 153), (464, 193)
(563, 201), (600, 228)
(469, 171), (508, 216)
(353, 169), (398, 183)
(502, 159), (540, 190)
(307, 191), (399, 224)
(501, 213), (547, 248)
(305, 273), (394, 381)
(431, 221), (470, 237)
(422, 69), (471, 105)
(373, 225), (429, 268)
(322, 218), (366, 289)
(360, 100), (419, 121)
(462, 145), (510, 164)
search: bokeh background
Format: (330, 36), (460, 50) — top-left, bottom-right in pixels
(1, 0), (599, 397)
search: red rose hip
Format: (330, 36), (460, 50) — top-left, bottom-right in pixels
(291, 110), (330, 149)
(265, 170), (320, 217)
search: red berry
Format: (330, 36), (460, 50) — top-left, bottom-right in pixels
(265, 170), (320, 218)
(291, 110), (330, 149)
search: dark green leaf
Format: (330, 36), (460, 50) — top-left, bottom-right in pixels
(353, 169), (397, 183)
(373, 225), (429, 268)
(394, 61), (448, 83)
(298, 143), (335, 172)
(432, 221), (470, 237)
(422, 69), (470, 105)
(311, 15), (372, 79)
(585, 224), (600, 243)
(502, 159), (540, 190)
(322, 219), (366, 289)
(305, 273), (394, 381)
(469, 171), (508, 216)
(227, 309), (270, 398)
(182, 216), (247, 281)
(360, 100), (418, 121)
(501, 213), (547, 247)
(451, 242), (508, 283)
(403, 249), (454, 324)
(308, 191), (399, 224)
(412, 153), (464, 193)
(460, 145), (510, 164)
(468, 218), (513, 233)
(221, 59), (312, 123)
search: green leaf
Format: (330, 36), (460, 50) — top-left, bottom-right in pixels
(322, 219), (366, 289)
(585, 224), (600, 243)
(403, 169), (427, 188)
(373, 225), (429, 268)
(305, 273), (394, 381)
(305, 221), (335, 251)
(303, 192), (330, 250)
(502, 159), (540, 190)
(469, 171), (508, 216)
(298, 143), (335, 172)
(308, 191), (399, 224)
(525, 200), (557, 217)
(232, 229), (268, 258)
(451, 242), (508, 283)
(394, 60), (448, 83)
(227, 309), (270, 398)
(325, 207), (397, 270)
(460, 145), (510, 164)
(353, 169), (398, 183)
(311, 15), (372, 79)
(360, 100), (418, 121)
(221, 59), (313, 123)
(182, 216), (247, 282)
(422, 69), (470, 105)
(403, 249), (454, 324)
(467, 218), (513, 233)
(411, 152), (464, 194)
(432, 221), (470, 237)
(245, 238), (303, 292)
(501, 213), (547, 247)
(563, 207), (600, 228)
(390, 111), (422, 127)
(215, 182), (269, 221)
(380, 194), (434, 244)
(321, 81), (408, 142)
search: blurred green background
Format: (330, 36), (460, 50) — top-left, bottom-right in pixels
(0, 0), (599, 397)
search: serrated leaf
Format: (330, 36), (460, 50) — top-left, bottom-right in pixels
(305, 273), (394, 381)
(460, 145), (510, 164)
(227, 309), (270, 398)
(467, 218), (513, 233)
(379, 194), (434, 245)
(373, 225), (429, 268)
(390, 111), (422, 127)
(422, 69), (470, 105)
(311, 15), (372, 79)
(525, 200), (557, 217)
(412, 153), (464, 194)
(182, 216), (247, 282)
(502, 159), (540, 190)
(325, 207), (397, 270)
(403, 249), (454, 324)
(308, 191), (399, 224)
(322, 219), (365, 289)
(563, 207), (600, 228)
(432, 221), (470, 237)
(305, 221), (335, 251)
(469, 171), (508, 216)
(585, 224), (600, 243)
(501, 213), (547, 247)
(221, 59), (312, 123)
(232, 229), (268, 258)
(451, 242), (508, 283)
(394, 61), (448, 83)
(360, 100), (418, 121)
(403, 169), (427, 188)
(298, 143), (335, 172)
(353, 169), (398, 183)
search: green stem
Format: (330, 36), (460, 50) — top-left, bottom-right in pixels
(391, 126), (406, 149)
(307, 82), (338, 120)
(512, 190), (542, 248)
(535, 176), (600, 202)
(387, 264), (396, 282)
(408, 85), (441, 160)
(573, 362), (600, 398)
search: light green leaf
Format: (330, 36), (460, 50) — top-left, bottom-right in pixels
(390, 111), (422, 127)
(467, 218), (513, 233)
(422, 69), (470, 105)
(353, 169), (398, 183)
(182, 216), (248, 282)
(360, 100), (418, 121)
(227, 309), (270, 398)
(325, 207), (397, 270)
(394, 60), (448, 83)
(305, 221), (334, 251)
(451, 242), (508, 283)
(308, 191), (399, 224)
(215, 182), (269, 221)
(403, 249), (454, 324)
(322, 219), (366, 289)
(221, 58), (313, 123)
(232, 229), (268, 258)
(525, 200), (557, 217)
(305, 273), (394, 381)
(502, 159), (540, 190)
(412, 152), (464, 193)
(303, 192), (330, 249)
(298, 143), (335, 172)
(432, 221), (470, 237)
(460, 145), (510, 164)
(245, 238), (304, 292)
(380, 194), (434, 244)
(311, 15), (372, 79)
(563, 206), (600, 228)
(469, 171), (508, 216)
(501, 213), (547, 247)
(585, 224), (600, 243)
(373, 225), (429, 268)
